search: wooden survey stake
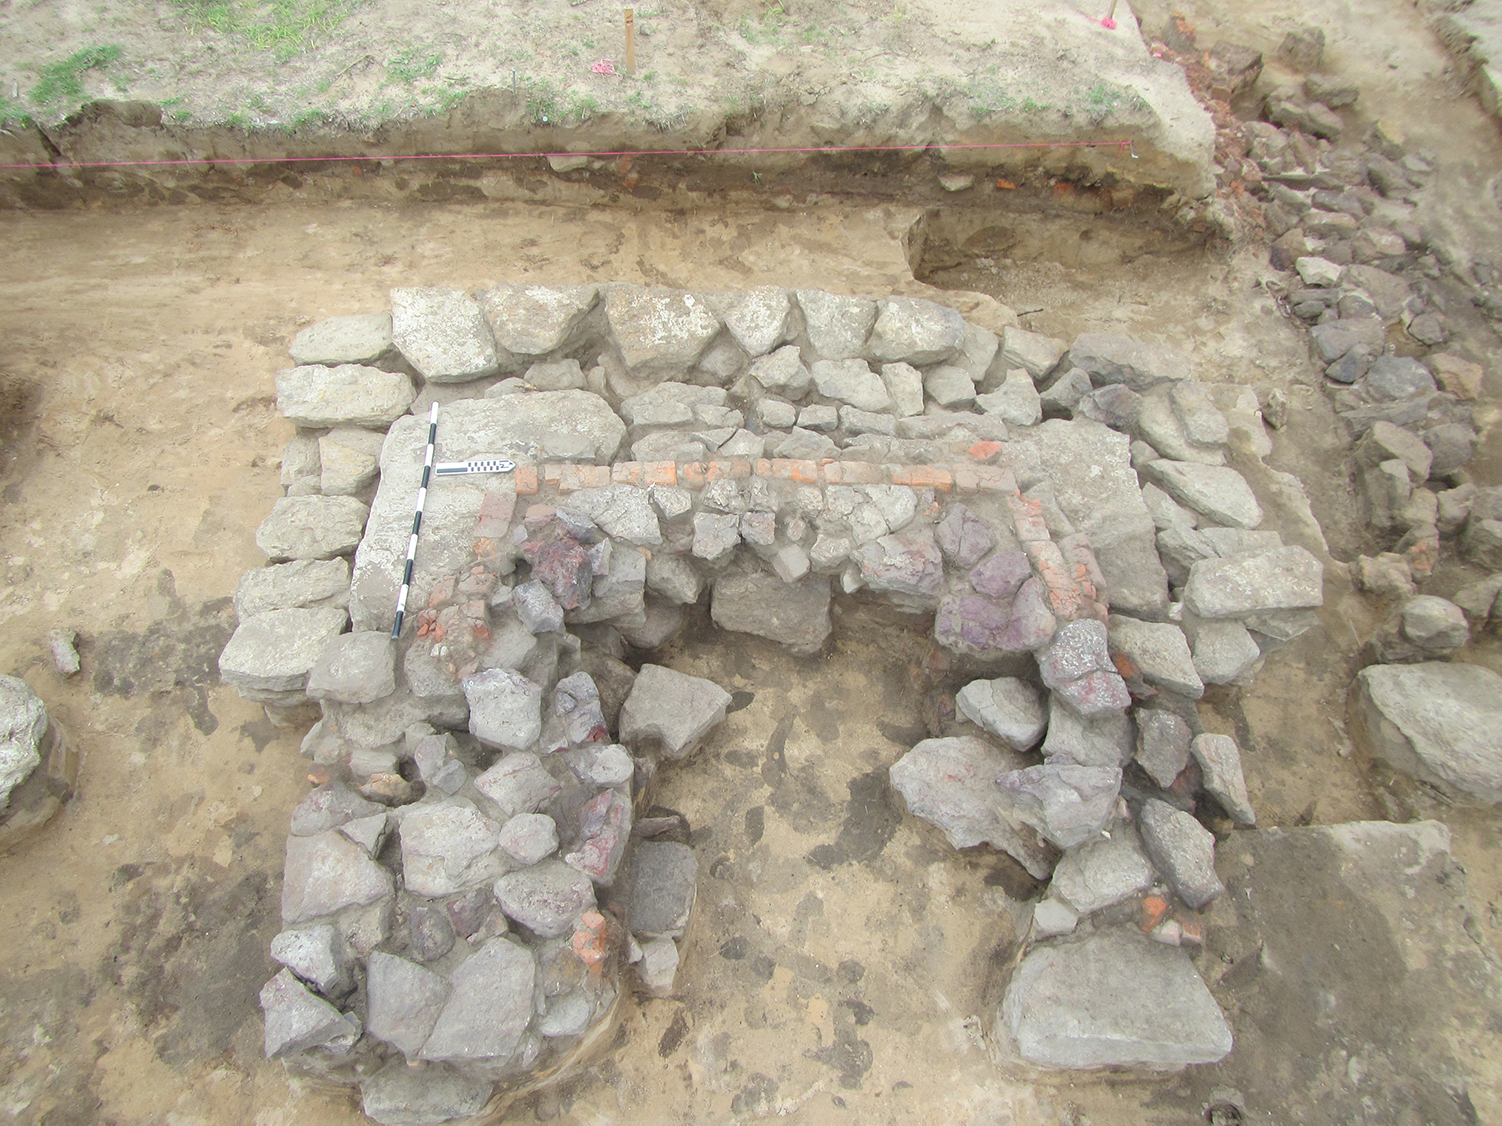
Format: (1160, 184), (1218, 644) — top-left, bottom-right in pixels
(624, 8), (636, 75)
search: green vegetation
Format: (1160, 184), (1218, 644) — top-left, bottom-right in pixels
(960, 76), (1017, 120)
(170, 0), (355, 61)
(30, 44), (122, 106)
(386, 48), (442, 84)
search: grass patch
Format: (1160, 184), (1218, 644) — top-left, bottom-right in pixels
(30, 44), (123, 106)
(387, 48), (442, 84)
(171, 0), (355, 62)
(960, 76), (1016, 120)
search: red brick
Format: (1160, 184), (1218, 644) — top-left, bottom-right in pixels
(953, 465), (980, 493)
(557, 464), (587, 492)
(1007, 493), (1051, 543)
(680, 462), (706, 490)
(582, 465), (611, 488)
(967, 440), (1005, 463)
(642, 461), (677, 486)
(513, 466), (539, 495)
(974, 465), (1013, 491)
(754, 459), (774, 478)
(820, 461), (843, 484)
(839, 461), (885, 484)
(893, 465), (952, 491)
(788, 459), (820, 483)
(542, 463), (563, 485)
(612, 462), (643, 485)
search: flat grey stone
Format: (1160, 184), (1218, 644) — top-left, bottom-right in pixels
(418, 938), (536, 1063)
(810, 358), (892, 412)
(975, 369), (1041, 425)
(956, 677), (1047, 751)
(880, 362), (925, 417)
(524, 358), (587, 391)
(257, 495), (369, 561)
(606, 286), (720, 377)
(1000, 929), (1231, 1069)
(1001, 326), (1067, 379)
(719, 286), (792, 357)
(324, 683), (467, 749)
(1041, 694), (1134, 768)
(1191, 733), (1255, 824)
(512, 581), (564, 635)
(1135, 710), (1193, 788)
(473, 753), (562, 820)
(1356, 420), (1432, 482)
(1182, 546), (1324, 619)
(645, 553), (703, 604)
(282, 829), (394, 924)
(923, 364), (975, 408)
(619, 664), (731, 760)
(1352, 662), (1502, 804)
(795, 289), (877, 360)
(319, 429), (382, 496)
(290, 312), (394, 366)
(498, 812), (559, 866)
(711, 571), (831, 654)
(1142, 461), (1262, 529)
(219, 606), (349, 697)
(481, 282), (598, 358)
(1138, 799), (1225, 908)
(366, 952), (450, 1057)
(391, 287), (500, 383)
(360, 1061), (493, 1126)
(276, 363), (416, 429)
(1049, 826), (1157, 915)
(1187, 618), (1262, 685)
(350, 395), (623, 632)
(1039, 367), (1093, 413)
(289, 781), (386, 836)
(626, 840), (698, 940)
(1010, 420), (1168, 618)
(270, 925), (354, 997)
(260, 968), (360, 1058)
(463, 668), (543, 752)
(1308, 317), (1384, 363)
(399, 803), (507, 897)
(1069, 333), (1192, 389)
(888, 736), (1055, 878)
(750, 345), (811, 397)
(0, 676), (46, 811)
(1107, 615), (1203, 699)
(236, 558), (352, 619)
(306, 630), (395, 705)
(867, 296), (965, 365)
(996, 763), (1121, 849)
(1365, 355), (1437, 403)
(560, 486), (661, 546)
(493, 861), (596, 938)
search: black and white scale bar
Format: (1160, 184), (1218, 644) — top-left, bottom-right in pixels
(391, 401), (439, 640)
(433, 458), (517, 476)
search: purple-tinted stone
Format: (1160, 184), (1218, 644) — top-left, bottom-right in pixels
(995, 763), (1121, 849)
(1057, 669), (1132, 718)
(554, 672), (607, 747)
(1000, 577), (1057, 651)
(445, 887), (498, 939)
(935, 593), (1012, 650)
(523, 539), (594, 610)
(935, 505), (996, 569)
(1038, 619), (1113, 687)
(564, 788), (632, 886)
(971, 550), (1032, 600)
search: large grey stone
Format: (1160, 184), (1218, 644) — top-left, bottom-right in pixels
(270, 925), (355, 997)
(625, 840), (698, 940)
(1037, 620), (1131, 719)
(276, 364), (416, 429)
(260, 969), (360, 1058)
(558, 486), (661, 546)
(1365, 355), (1437, 402)
(235, 558), (351, 619)
(618, 664), (731, 760)
(282, 830), (394, 924)
(350, 395), (623, 632)
(319, 428), (384, 496)
(867, 296), (965, 365)
(1182, 546), (1324, 619)
(1069, 333), (1192, 390)
(795, 290), (877, 360)
(360, 1061), (493, 1126)
(1001, 326), (1066, 380)
(605, 286), (720, 377)
(366, 952), (450, 1057)
(711, 571), (831, 654)
(399, 803), (508, 897)
(257, 495), (369, 561)
(975, 369), (1041, 426)
(1142, 461), (1262, 529)
(0, 676), (46, 812)
(956, 677), (1047, 751)
(463, 668), (543, 752)
(219, 606), (349, 697)
(1107, 615), (1203, 699)
(391, 287), (500, 383)
(645, 553), (704, 604)
(718, 286), (792, 357)
(852, 529), (945, 602)
(1186, 618), (1262, 685)
(750, 345), (811, 397)
(809, 358), (892, 412)
(473, 753), (562, 820)
(493, 861), (596, 938)
(888, 736), (1055, 878)
(1352, 662), (1502, 804)
(1191, 733), (1255, 824)
(290, 312), (394, 366)
(996, 763), (1121, 849)
(481, 282), (599, 359)
(1308, 317), (1384, 363)
(1011, 420), (1168, 618)
(1049, 826), (1156, 915)
(306, 630), (395, 705)
(1135, 710), (1193, 788)
(1137, 799), (1224, 908)
(418, 938), (536, 1063)
(1041, 695), (1134, 768)
(1000, 929), (1231, 1069)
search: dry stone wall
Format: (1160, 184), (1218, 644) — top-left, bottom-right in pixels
(221, 281), (1339, 1120)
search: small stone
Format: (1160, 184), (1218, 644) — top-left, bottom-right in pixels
(1039, 368), (1093, 414)
(1001, 327), (1067, 380)
(473, 753), (562, 820)
(637, 936), (681, 995)
(538, 990), (593, 1038)
(955, 677), (1047, 751)
(260, 969), (359, 1058)
(750, 345), (811, 397)
(923, 365), (975, 408)
(1294, 256), (1343, 287)
(1427, 353), (1484, 400)
(969, 550), (1031, 599)
(1365, 355), (1436, 403)
(218, 606), (350, 699)
(645, 554), (703, 604)
(498, 812), (560, 865)
(1142, 461), (1262, 529)
(366, 951), (449, 1056)
(810, 358), (892, 412)
(975, 370), (1041, 425)
(1068, 333), (1192, 390)
(1137, 799), (1225, 908)
(692, 512), (741, 564)
(798, 404), (840, 431)
(1187, 618), (1263, 684)
(1041, 695), (1134, 768)
(1107, 616), (1204, 700)
(1075, 384), (1143, 430)
(1135, 710), (1193, 788)
(1031, 897), (1079, 937)
(409, 903), (456, 963)
(996, 763), (1121, 849)
(270, 925), (355, 996)
(1191, 733), (1255, 824)
(418, 938), (536, 1062)
(626, 840), (698, 939)
(1399, 595), (1469, 651)
(880, 362), (926, 417)
(755, 398), (797, 429)
(493, 861), (596, 938)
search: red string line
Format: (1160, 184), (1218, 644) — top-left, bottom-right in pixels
(0, 138), (1135, 171)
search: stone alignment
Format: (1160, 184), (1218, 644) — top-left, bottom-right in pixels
(223, 282), (1337, 1120)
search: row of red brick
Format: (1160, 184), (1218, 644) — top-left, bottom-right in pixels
(511, 457), (1018, 496)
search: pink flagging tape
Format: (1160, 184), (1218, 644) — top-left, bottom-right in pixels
(0, 138), (1136, 172)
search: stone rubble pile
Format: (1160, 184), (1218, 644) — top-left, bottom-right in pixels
(221, 282), (1347, 1112)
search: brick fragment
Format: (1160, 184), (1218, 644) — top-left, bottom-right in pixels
(643, 461), (677, 486)
(513, 465), (539, 495)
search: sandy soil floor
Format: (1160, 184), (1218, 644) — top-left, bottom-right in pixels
(0, 0), (1500, 1121)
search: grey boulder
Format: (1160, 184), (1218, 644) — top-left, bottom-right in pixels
(260, 968), (360, 1058)
(256, 495), (369, 561)
(711, 571), (831, 654)
(290, 312), (394, 366)
(618, 664), (731, 759)
(0, 675), (47, 812)
(956, 677), (1047, 751)
(418, 938), (536, 1062)
(276, 363), (415, 429)
(360, 1061), (493, 1126)
(391, 287), (500, 383)
(218, 606), (349, 698)
(306, 630), (395, 705)
(1137, 799), (1224, 908)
